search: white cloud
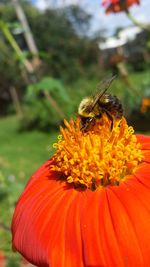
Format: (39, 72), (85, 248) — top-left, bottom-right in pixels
(59, 0), (79, 5)
(35, 0), (47, 10)
(35, 0), (79, 10)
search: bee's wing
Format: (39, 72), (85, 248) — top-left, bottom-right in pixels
(91, 75), (116, 111)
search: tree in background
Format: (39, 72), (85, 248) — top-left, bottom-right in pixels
(0, 1), (101, 118)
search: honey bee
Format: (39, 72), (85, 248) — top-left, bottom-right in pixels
(78, 76), (123, 131)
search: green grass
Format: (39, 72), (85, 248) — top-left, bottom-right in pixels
(0, 116), (58, 182)
(0, 116), (58, 263)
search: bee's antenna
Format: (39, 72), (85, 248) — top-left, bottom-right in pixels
(91, 75), (117, 111)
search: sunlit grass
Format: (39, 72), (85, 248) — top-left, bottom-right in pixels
(0, 116), (58, 182)
(0, 116), (58, 262)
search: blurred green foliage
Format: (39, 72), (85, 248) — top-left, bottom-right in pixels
(0, 1), (100, 82)
(0, 116), (57, 265)
(21, 77), (72, 130)
(1, 0), (149, 126)
(0, 0), (101, 120)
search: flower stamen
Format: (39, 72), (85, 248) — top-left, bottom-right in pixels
(51, 115), (143, 190)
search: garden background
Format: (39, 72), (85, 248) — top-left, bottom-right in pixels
(0, 0), (150, 266)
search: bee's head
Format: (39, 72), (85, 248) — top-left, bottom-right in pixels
(78, 97), (95, 118)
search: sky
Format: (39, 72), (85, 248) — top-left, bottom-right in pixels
(31, 0), (150, 36)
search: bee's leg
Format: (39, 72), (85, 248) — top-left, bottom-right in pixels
(81, 117), (95, 131)
(79, 116), (88, 130)
(102, 108), (113, 130)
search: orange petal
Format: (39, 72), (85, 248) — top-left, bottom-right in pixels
(12, 159), (150, 267)
(134, 163), (150, 188)
(12, 160), (85, 267)
(58, 192), (86, 267)
(143, 151), (150, 163)
(136, 134), (150, 143)
(109, 177), (150, 266)
(136, 135), (150, 150)
(81, 189), (125, 267)
(106, 3), (122, 13)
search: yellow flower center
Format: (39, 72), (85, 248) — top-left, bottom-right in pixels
(51, 115), (143, 191)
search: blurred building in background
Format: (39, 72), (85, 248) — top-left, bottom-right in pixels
(99, 25), (149, 71)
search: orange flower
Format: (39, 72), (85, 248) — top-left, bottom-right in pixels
(102, 0), (140, 13)
(141, 97), (150, 113)
(0, 251), (6, 267)
(12, 116), (150, 267)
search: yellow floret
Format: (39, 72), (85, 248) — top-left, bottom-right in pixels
(51, 115), (143, 190)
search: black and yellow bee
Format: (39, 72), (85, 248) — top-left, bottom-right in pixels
(78, 76), (123, 131)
